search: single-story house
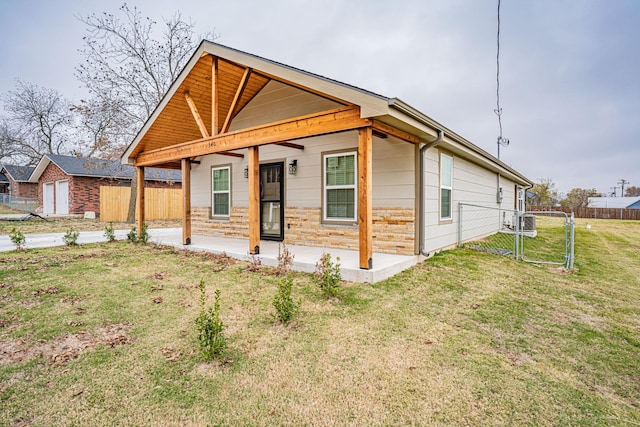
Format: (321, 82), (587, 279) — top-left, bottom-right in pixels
(0, 170), (9, 194)
(588, 196), (640, 209)
(122, 41), (532, 270)
(28, 154), (181, 216)
(0, 165), (37, 199)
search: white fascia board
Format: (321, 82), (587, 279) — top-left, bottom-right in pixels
(27, 156), (52, 183)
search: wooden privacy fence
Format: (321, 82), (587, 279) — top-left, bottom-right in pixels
(100, 186), (182, 222)
(530, 205), (640, 220)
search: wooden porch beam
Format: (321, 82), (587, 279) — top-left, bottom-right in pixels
(216, 151), (245, 158)
(248, 146), (260, 255)
(371, 120), (421, 144)
(184, 91), (209, 139)
(185, 88), (243, 159)
(221, 67), (252, 134)
(212, 56), (219, 136)
(358, 127), (373, 270)
(134, 106), (369, 167)
(182, 159), (192, 245)
(275, 142), (305, 150)
(136, 166), (145, 238)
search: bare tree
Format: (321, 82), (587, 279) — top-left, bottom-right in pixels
(624, 185), (640, 197)
(71, 98), (130, 160)
(76, 3), (208, 222)
(2, 80), (73, 165)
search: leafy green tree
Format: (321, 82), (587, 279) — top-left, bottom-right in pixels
(530, 178), (559, 207)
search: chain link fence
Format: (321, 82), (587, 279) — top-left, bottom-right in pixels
(458, 203), (575, 269)
(0, 194), (38, 213)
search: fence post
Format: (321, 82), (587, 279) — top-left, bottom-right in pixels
(514, 210), (520, 261)
(458, 203), (463, 247)
(568, 212), (575, 270)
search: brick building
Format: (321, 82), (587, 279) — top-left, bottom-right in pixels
(0, 165), (37, 198)
(29, 154), (181, 216)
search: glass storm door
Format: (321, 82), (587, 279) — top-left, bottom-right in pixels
(260, 162), (284, 241)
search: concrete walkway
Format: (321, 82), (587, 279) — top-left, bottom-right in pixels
(0, 228), (423, 283)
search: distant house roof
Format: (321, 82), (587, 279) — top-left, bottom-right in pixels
(588, 197), (640, 209)
(0, 172), (9, 183)
(1, 165), (36, 182)
(29, 154), (181, 183)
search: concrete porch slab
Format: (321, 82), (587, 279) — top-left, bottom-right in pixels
(150, 231), (424, 283)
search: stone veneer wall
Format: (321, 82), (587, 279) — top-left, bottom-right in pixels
(191, 206), (415, 255)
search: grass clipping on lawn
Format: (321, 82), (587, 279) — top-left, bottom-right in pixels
(0, 219), (639, 426)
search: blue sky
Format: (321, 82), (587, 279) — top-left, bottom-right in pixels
(1, 0), (638, 196)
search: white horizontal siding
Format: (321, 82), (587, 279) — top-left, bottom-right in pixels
(422, 149), (513, 253)
(192, 131), (415, 210)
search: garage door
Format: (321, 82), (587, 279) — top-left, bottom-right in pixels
(56, 180), (69, 215)
(43, 183), (54, 214)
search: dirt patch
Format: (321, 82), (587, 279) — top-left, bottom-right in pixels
(31, 287), (59, 297)
(0, 323), (132, 366)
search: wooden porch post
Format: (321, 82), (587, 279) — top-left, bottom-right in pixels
(136, 166), (145, 237)
(358, 127), (373, 269)
(182, 158), (192, 245)
(248, 146), (260, 254)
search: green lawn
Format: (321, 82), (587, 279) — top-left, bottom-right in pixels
(0, 217), (181, 236)
(0, 219), (639, 426)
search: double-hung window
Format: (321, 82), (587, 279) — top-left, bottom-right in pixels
(440, 153), (453, 220)
(211, 166), (230, 217)
(324, 151), (357, 222)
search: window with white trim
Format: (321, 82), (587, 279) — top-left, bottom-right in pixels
(211, 166), (230, 217)
(324, 151), (357, 221)
(440, 153), (453, 220)
(517, 187), (525, 212)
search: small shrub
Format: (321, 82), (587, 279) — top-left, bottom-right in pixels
(127, 226), (138, 243)
(246, 254), (262, 272)
(63, 229), (79, 246)
(139, 222), (149, 244)
(104, 222), (116, 242)
(195, 279), (226, 360)
(126, 223), (149, 244)
(314, 253), (342, 297)
(9, 228), (25, 251)
(276, 243), (294, 275)
(273, 275), (297, 324)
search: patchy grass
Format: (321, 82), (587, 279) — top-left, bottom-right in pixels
(0, 218), (180, 236)
(0, 205), (23, 215)
(0, 219), (639, 425)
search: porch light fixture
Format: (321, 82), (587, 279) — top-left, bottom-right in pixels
(244, 166), (248, 179)
(288, 159), (297, 175)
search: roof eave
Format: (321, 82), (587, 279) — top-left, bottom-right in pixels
(121, 41), (392, 165)
(387, 98), (533, 186)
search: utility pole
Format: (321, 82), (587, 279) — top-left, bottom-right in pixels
(610, 186), (617, 197)
(618, 179), (629, 197)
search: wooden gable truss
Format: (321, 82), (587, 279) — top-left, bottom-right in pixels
(130, 52), (420, 269)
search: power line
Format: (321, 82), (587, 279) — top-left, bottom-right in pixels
(495, 0), (509, 159)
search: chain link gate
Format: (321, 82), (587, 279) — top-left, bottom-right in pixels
(458, 204), (575, 269)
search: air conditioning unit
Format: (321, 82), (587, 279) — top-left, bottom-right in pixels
(521, 214), (536, 232)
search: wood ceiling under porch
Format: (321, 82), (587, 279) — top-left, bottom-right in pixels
(130, 51), (421, 270)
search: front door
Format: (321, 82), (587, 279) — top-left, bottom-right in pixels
(260, 162), (284, 241)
